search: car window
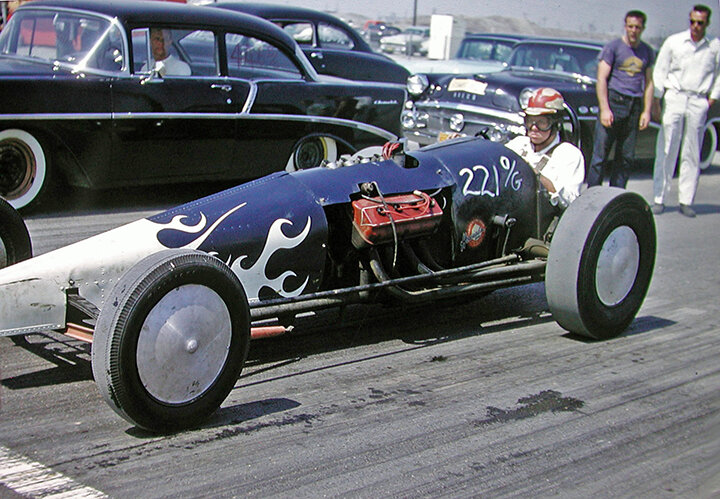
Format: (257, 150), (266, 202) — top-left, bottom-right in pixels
(459, 39), (516, 62)
(132, 27), (215, 77)
(0, 9), (125, 72)
(278, 21), (314, 46)
(225, 33), (302, 79)
(509, 43), (599, 78)
(318, 23), (354, 50)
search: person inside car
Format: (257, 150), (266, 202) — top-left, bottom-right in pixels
(141, 27), (191, 76)
(504, 87), (585, 209)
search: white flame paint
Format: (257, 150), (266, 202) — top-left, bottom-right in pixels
(165, 203), (247, 250)
(230, 217), (312, 299)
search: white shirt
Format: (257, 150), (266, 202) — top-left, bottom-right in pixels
(653, 30), (720, 100)
(141, 54), (191, 76)
(505, 134), (585, 208)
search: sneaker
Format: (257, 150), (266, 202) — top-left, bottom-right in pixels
(679, 204), (696, 218)
(651, 203), (664, 215)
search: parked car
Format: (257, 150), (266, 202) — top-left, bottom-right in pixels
(380, 26), (430, 56)
(0, 0), (405, 210)
(0, 137), (656, 431)
(402, 37), (719, 170)
(211, 2), (409, 84)
(402, 33), (524, 75)
(362, 22), (401, 49)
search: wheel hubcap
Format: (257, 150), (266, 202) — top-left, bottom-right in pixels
(295, 138), (325, 169)
(0, 139), (35, 199)
(136, 284), (232, 405)
(595, 226), (640, 306)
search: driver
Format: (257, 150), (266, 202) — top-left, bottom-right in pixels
(504, 87), (585, 208)
(141, 28), (191, 76)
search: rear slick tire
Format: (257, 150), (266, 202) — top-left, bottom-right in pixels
(545, 187), (656, 340)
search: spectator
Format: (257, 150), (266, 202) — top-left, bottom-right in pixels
(586, 10), (654, 188)
(652, 4), (720, 217)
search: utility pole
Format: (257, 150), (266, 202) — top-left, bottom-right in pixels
(413, 0), (417, 26)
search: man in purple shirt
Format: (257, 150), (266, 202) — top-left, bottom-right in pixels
(586, 10), (655, 188)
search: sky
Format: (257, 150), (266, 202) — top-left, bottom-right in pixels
(232, 0), (720, 43)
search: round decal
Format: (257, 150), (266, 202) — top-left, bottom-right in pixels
(461, 218), (487, 251)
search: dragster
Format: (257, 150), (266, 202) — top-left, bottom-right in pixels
(0, 137), (656, 432)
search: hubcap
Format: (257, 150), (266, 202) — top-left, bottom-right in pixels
(136, 284), (232, 405)
(295, 138), (325, 169)
(595, 226), (640, 306)
(0, 139), (35, 199)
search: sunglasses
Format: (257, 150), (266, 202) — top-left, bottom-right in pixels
(524, 116), (554, 132)
(690, 19), (706, 26)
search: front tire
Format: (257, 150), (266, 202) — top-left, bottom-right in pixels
(92, 250), (250, 432)
(545, 187), (656, 340)
(0, 129), (49, 210)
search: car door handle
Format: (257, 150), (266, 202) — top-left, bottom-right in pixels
(211, 84), (232, 92)
(310, 51), (323, 60)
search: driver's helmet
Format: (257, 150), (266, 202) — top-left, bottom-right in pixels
(524, 88), (565, 115)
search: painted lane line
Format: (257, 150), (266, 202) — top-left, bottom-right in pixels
(0, 446), (108, 498)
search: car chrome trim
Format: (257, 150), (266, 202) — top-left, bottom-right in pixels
(0, 112), (397, 140)
(414, 101), (523, 124)
(242, 81), (259, 114)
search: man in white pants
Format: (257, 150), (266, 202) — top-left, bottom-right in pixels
(652, 4), (720, 217)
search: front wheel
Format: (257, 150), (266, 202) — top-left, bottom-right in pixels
(0, 129), (50, 210)
(545, 187), (656, 340)
(92, 250), (250, 432)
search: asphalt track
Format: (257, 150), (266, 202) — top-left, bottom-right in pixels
(1, 165), (719, 498)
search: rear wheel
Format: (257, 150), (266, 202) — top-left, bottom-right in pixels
(286, 135), (338, 171)
(545, 187), (656, 340)
(0, 129), (50, 210)
(92, 250), (250, 432)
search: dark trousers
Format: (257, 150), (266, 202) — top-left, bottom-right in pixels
(586, 89), (642, 188)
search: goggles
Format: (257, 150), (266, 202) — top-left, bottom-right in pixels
(523, 116), (554, 132)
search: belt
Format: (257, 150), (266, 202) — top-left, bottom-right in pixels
(668, 88), (707, 98)
(609, 89), (642, 101)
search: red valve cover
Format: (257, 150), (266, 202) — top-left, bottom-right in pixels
(351, 192), (443, 248)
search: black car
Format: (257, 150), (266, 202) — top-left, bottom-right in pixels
(212, 2), (409, 84)
(0, 0), (405, 209)
(402, 38), (603, 161)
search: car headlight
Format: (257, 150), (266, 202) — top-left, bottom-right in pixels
(519, 87), (537, 110)
(407, 74), (429, 97)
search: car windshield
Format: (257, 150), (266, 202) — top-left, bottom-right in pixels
(508, 43), (599, 79)
(0, 9), (125, 72)
(457, 39), (516, 62)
